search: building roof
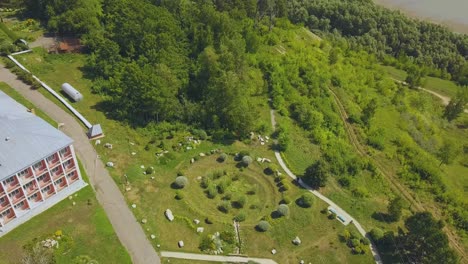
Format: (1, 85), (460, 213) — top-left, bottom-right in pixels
(0, 91), (73, 180)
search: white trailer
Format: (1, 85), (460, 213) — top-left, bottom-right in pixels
(61, 83), (83, 102)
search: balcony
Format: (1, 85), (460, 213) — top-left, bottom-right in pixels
(66, 171), (79, 184)
(14, 200), (29, 211)
(0, 185), (4, 196)
(55, 179), (68, 192)
(59, 147), (72, 160)
(0, 197), (10, 213)
(33, 161), (47, 176)
(23, 181), (39, 195)
(46, 154), (60, 168)
(50, 166), (64, 181)
(37, 173), (52, 188)
(0, 209), (16, 226)
(8, 190), (25, 205)
(27, 192), (43, 206)
(17, 168), (34, 184)
(3, 177), (20, 192)
(41, 184), (55, 200)
(63, 160), (76, 173)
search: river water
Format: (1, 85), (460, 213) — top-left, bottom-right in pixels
(374, 0), (468, 34)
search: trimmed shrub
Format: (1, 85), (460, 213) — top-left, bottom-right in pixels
(218, 201), (231, 213)
(175, 190), (184, 200)
(145, 167), (154, 175)
(281, 196), (291, 205)
(220, 230), (236, 244)
(174, 176), (188, 188)
(242, 155), (253, 166)
(206, 184), (217, 199)
(217, 180), (230, 194)
(348, 239), (360, 248)
(200, 176), (211, 189)
(361, 237), (370, 245)
(239, 150), (250, 158)
(218, 153), (228, 162)
(277, 204), (289, 217)
(234, 212), (246, 222)
(300, 193), (315, 208)
(256, 221), (270, 232)
(369, 228), (384, 242)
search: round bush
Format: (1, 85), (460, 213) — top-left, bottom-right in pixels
(349, 238), (360, 248)
(174, 176), (188, 188)
(145, 167), (154, 175)
(234, 212), (246, 222)
(300, 193), (315, 208)
(218, 153), (228, 162)
(361, 237), (370, 245)
(369, 228), (384, 242)
(256, 221), (270, 232)
(218, 201), (231, 213)
(175, 190), (184, 200)
(242, 155), (253, 166)
(277, 204), (290, 216)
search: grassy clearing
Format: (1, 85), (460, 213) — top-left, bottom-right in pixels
(380, 65), (463, 98)
(0, 162), (131, 264)
(13, 48), (374, 263)
(0, 81), (56, 126)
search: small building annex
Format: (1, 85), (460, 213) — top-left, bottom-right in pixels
(0, 91), (86, 235)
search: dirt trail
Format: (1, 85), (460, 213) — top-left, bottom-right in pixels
(328, 87), (467, 261)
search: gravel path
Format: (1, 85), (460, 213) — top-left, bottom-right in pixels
(161, 251), (277, 264)
(269, 109), (383, 264)
(0, 65), (160, 264)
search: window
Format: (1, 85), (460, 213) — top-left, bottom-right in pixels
(28, 193), (38, 200)
(67, 171), (76, 178)
(33, 162), (43, 170)
(1, 209), (10, 217)
(64, 159), (72, 166)
(0, 197), (5, 203)
(4, 177), (15, 184)
(18, 169), (29, 177)
(24, 181), (34, 190)
(14, 201), (24, 209)
(41, 185), (51, 193)
(60, 147), (69, 156)
(37, 174), (48, 182)
(8, 189), (20, 198)
(51, 166), (60, 174)
(55, 178), (63, 185)
(47, 155), (55, 163)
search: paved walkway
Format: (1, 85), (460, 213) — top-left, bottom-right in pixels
(161, 251), (277, 264)
(0, 65), (160, 264)
(269, 109), (383, 264)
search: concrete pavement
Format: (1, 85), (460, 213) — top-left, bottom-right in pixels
(161, 251), (278, 264)
(0, 65), (160, 264)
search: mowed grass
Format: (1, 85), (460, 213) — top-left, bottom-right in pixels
(0, 162), (131, 264)
(380, 65), (463, 98)
(14, 48), (374, 263)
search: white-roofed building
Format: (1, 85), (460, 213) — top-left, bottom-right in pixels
(0, 91), (86, 235)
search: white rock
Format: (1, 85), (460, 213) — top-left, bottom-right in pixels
(143, 172), (147, 175)
(68, 196), (73, 200)
(191, 158), (195, 164)
(260, 142), (265, 145)
(199, 153), (205, 157)
(165, 209), (174, 221)
(292, 236), (302, 245)
(104, 143), (113, 149)
(264, 158), (271, 163)
(72, 202), (76, 206)
(157, 244), (160, 248)
(196, 176), (202, 181)
(151, 176), (155, 180)
(265, 136), (270, 140)
(194, 219), (200, 224)
(271, 249), (277, 255)
(178, 241), (184, 248)
(131, 204), (136, 209)
(196, 227), (204, 233)
(129, 142), (135, 145)
(151, 234), (156, 239)
(141, 218), (147, 224)
(106, 162), (114, 167)
(131, 152), (136, 155)
(257, 157), (263, 162)
(140, 165), (145, 169)
(186, 146), (192, 150)
(300, 261), (305, 264)
(125, 186), (132, 192)
(95, 140), (101, 145)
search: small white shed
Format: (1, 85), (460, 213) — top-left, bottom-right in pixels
(61, 83), (83, 102)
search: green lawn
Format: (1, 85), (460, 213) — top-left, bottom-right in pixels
(0, 82), (130, 263)
(380, 65), (463, 98)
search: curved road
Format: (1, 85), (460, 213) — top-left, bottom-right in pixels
(269, 109), (383, 264)
(0, 65), (160, 264)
